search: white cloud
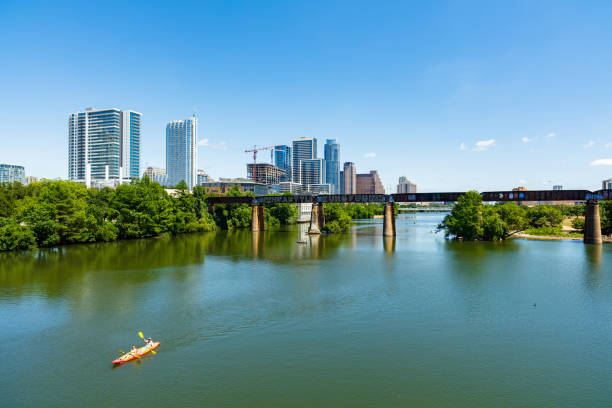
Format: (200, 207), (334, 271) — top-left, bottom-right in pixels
(364, 152), (376, 158)
(521, 137), (533, 143)
(590, 158), (612, 166)
(199, 138), (227, 150)
(583, 140), (595, 148)
(544, 132), (556, 138)
(473, 139), (495, 151)
(459, 142), (466, 151)
(605, 142), (612, 148)
(210, 141), (227, 150)
(519, 179), (527, 184)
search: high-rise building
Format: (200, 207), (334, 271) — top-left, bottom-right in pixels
(0, 164), (25, 184)
(68, 108), (141, 182)
(166, 116), (197, 189)
(397, 176), (417, 194)
(324, 139), (340, 193)
(291, 137), (317, 185)
(143, 167), (168, 186)
(356, 170), (385, 194)
(603, 179), (612, 190)
(274, 145), (291, 182)
(553, 185), (563, 191)
(197, 169), (209, 185)
(341, 162), (356, 194)
(300, 158), (325, 186)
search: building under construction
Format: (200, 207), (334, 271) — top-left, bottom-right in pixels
(247, 163), (286, 185)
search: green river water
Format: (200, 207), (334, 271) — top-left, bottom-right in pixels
(1, 213), (611, 407)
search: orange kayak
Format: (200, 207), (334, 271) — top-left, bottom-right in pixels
(112, 342), (160, 364)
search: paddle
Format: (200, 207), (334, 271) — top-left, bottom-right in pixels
(138, 331), (156, 354)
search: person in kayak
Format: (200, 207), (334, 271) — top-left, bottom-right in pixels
(130, 345), (137, 354)
(145, 338), (153, 347)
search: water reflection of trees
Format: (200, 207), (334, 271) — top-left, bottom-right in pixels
(0, 227), (354, 297)
(202, 226), (350, 262)
(0, 234), (209, 297)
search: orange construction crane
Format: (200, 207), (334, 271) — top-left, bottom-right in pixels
(245, 145), (281, 183)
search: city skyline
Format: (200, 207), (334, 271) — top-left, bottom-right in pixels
(2, 1), (612, 191)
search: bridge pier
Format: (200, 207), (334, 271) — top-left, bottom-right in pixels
(383, 202), (396, 237)
(207, 205), (215, 216)
(251, 203), (265, 232)
(584, 200), (602, 244)
(309, 202), (325, 234)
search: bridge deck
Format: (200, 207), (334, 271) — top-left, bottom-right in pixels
(206, 190), (611, 205)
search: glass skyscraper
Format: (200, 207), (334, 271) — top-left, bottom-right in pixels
(291, 137), (317, 185)
(68, 108), (141, 182)
(274, 145), (291, 182)
(0, 164), (25, 184)
(324, 139), (340, 193)
(166, 116), (198, 189)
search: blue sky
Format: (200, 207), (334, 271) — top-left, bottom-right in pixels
(1, 0), (612, 191)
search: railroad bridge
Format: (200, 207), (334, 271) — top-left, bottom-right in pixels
(207, 189), (611, 244)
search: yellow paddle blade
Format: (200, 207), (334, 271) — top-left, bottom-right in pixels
(151, 350), (156, 354)
(138, 331), (144, 339)
(119, 350), (125, 354)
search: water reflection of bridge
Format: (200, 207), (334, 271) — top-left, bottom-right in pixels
(207, 189), (611, 244)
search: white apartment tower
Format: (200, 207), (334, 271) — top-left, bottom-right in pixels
(166, 116), (198, 189)
(68, 108), (141, 183)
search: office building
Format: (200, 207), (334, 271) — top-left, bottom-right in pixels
(143, 167), (168, 186)
(397, 177), (417, 194)
(197, 169), (209, 185)
(68, 108), (141, 182)
(603, 179), (612, 190)
(166, 116), (197, 189)
(247, 163), (286, 185)
(356, 170), (385, 194)
(300, 158), (325, 186)
(278, 182), (302, 194)
(307, 184), (331, 194)
(200, 179), (268, 195)
(274, 145), (292, 182)
(553, 185), (563, 191)
(341, 162), (357, 194)
(291, 137), (317, 184)
(0, 164), (25, 184)
(324, 139), (340, 193)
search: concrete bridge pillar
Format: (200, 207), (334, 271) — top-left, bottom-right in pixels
(251, 203), (265, 232)
(584, 200), (602, 244)
(383, 202), (396, 237)
(207, 205), (215, 216)
(309, 202), (325, 234)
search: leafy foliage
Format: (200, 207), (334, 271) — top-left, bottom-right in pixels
(0, 179), (219, 251)
(438, 191), (588, 241)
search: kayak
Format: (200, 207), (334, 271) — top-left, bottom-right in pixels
(112, 342), (160, 364)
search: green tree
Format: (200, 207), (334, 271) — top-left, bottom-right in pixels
(439, 191), (484, 240)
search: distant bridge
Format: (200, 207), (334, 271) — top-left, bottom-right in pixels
(206, 189), (611, 244)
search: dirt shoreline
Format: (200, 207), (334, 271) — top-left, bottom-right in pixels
(513, 233), (612, 243)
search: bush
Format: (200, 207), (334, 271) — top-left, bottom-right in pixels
(571, 217), (585, 232)
(0, 221), (37, 251)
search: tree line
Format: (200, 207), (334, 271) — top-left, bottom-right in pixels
(0, 179), (392, 251)
(438, 191), (612, 241)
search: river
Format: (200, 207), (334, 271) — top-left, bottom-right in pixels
(1, 213), (611, 407)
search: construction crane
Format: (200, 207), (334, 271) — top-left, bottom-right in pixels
(245, 145), (281, 183)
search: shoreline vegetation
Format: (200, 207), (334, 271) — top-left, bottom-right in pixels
(437, 191), (612, 242)
(0, 179), (390, 251)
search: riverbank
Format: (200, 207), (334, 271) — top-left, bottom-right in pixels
(513, 232), (612, 243)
